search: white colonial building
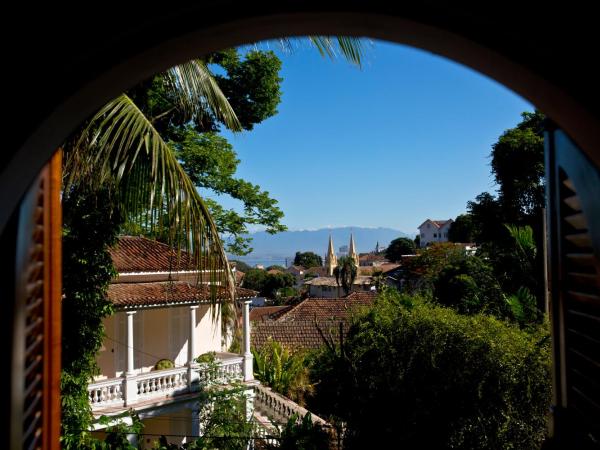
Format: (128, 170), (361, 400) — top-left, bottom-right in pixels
(418, 219), (453, 247)
(89, 236), (326, 447)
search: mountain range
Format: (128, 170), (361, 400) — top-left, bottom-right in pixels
(229, 226), (413, 263)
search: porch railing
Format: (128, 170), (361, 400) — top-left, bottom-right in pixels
(88, 356), (244, 410)
(136, 367), (188, 400)
(88, 378), (124, 408)
(253, 384), (328, 426)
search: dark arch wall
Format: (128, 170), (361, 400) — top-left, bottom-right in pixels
(2, 3), (599, 233)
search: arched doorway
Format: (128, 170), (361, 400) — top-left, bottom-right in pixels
(4, 5), (599, 449)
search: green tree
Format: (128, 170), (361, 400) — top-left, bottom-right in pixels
(447, 214), (475, 243)
(124, 48), (285, 255)
(242, 268), (268, 293)
(242, 269), (294, 298)
(402, 242), (466, 293)
(61, 58), (239, 447)
(60, 185), (124, 449)
(433, 255), (508, 318)
(310, 290), (551, 449)
(334, 256), (358, 296)
(264, 272), (296, 298)
(293, 251), (323, 269)
(491, 111), (545, 223)
(384, 237), (416, 262)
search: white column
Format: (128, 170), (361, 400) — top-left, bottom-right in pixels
(242, 299), (253, 381)
(126, 311), (136, 375)
(124, 310), (138, 405)
(188, 305), (200, 391)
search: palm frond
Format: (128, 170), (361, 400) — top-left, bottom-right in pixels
(275, 36), (365, 67)
(165, 60), (242, 131)
(64, 93), (235, 303)
(308, 36), (365, 67)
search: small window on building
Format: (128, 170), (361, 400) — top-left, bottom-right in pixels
(433, 233), (437, 238)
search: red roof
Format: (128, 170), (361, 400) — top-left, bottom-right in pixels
(304, 266), (329, 277)
(251, 321), (348, 350)
(110, 236), (199, 273)
(250, 305), (292, 322)
(250, 291), (376, 349)
(418, 219), (452, 229)
(275, 291), (376, 322)
(108, 281), (256, 309)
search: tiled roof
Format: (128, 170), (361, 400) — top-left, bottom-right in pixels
(108, 281), (257, 309)
(251, 320), (348, 350)
(276, 291), (375, 322)
(304, 276), (372, 287)
(359, 253), (388, 263)
(304, 266), (328, 277)
(250, 306), (292, 322)
(419, 219), (452, 229)
(250, 291), (376, 349)
(234, 270), (245, 285)
(110, 236), (197, 273)
(359, 265), (400, 276)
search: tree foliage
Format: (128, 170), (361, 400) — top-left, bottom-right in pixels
(252, 339), (313, 404)
(242, 268), (295, 298)
(293, 252), (323, 269)
(333, 256), (358, 296)
(61, 185), (123, 449)
(447, 214), (475, 243)
(433, 255), (508, 317)
(310, 290), (551, 449)
(265, 413), (331, 450)
(127, 48), (285, 255)
(384, 236), (416, 262)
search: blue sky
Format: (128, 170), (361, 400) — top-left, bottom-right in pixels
(210, 39), (533, 235)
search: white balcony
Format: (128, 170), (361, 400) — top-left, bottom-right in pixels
(88, 352), (244, 415)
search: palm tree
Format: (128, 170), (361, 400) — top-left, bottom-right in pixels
(64, 38), (365, 286)
(334, 256), (358, 296)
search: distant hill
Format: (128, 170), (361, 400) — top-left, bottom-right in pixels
(229, 227), (413, 263)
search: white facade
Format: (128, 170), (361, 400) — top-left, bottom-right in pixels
(418, 219), (453, 247)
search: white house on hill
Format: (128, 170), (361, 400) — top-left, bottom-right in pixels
(418, 219), (453, 247)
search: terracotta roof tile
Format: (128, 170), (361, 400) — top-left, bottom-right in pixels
(251, 320), (349, 350)
(275, 292), (375, 322)
(304, 266), (328, 277)
(108, 281), (256, 309)
(110, 236), (199, 273)
(304, 276), (372, 286)
(359, 253), (388, 263)
(250, 306), (292, 322)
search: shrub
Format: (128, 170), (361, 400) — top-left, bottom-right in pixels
(311, 290), (551, 449)
(252, 339), (313, 404)
(196, 351), (217, 364)
(153, 359), (175, 370)
(264, 413), (332, 450)
(433, 255), (509, 318)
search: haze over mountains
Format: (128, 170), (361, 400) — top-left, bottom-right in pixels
(229, 227), (413, 264)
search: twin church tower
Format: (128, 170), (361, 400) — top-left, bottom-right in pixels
(325, 234), (360, 276)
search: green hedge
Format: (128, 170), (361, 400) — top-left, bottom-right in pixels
(310, 291), (551, 449)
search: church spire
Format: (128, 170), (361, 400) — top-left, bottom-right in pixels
(326, 235), (337, 276)
(349, 233), (359, 268)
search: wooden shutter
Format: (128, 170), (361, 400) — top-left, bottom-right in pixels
(546, 129), (600, 447)
(11, 151), (62, 450)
